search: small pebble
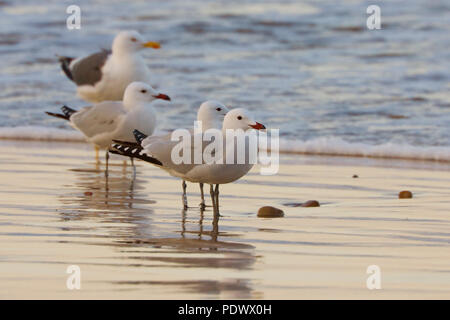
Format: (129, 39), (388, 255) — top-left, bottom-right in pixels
(257, 206), (284, 218)
(84, 191), (93, 196)
(398, 190), (413, 199)
(301, 200), (320, 207)
(352, 174), (359, 178)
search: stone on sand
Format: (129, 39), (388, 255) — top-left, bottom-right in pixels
(301, 200), (320, 207)
(257, 206), (284, 218)
(398, 190), (413, 199)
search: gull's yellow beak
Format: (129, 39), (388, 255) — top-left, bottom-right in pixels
(142, 41), (161, 49)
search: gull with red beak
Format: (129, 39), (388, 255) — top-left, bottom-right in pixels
(46, 82), (171, 175)
(58, 30), (162, 103)
(110, 108), (266, 214)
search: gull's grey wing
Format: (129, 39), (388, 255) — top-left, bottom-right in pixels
(68, 50), (111, 86)
(142, 130), (222, 175)
(70, 101), (125, 139)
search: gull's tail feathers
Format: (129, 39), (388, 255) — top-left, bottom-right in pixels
(58, 55), (74, 81)
(61, 105), (77, 118)
(109, 142), (163, 166)
(133, 129), (148, 144)
(45, 105), (77, 121)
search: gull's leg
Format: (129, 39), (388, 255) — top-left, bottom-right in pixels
(128, 158), (135, 208)
(128, 173), (135, 209)
(199, 205), (205, 240)
(104, 151), (109, 193)
(181, 209), (187, 239)
(95, 146), (100, 164)
(105, 151), (109, 178)
(214, 184), (220, 214)
(182, 180), (188, 209)
(105, 177), (109, 198)
(199, 183), (205, 209)
(131, 157), (136, 179)
(210, 184), (216, 213)
(211, 206), (219, 243)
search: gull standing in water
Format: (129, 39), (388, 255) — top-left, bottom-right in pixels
(58, 30), (161, 103)
(46, 82), (170, 175)
(111, 100), (229, 209)
(111, 108), (265, 214)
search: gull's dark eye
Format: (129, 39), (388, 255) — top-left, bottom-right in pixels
(237, 116), (242, 120)
(216, 108), (222, 111)
(141, 89), (147, 93)
(131, 37), (137, 42)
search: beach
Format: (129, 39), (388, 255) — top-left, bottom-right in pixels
(1, 0), (449, 301)
(1, 140), (449, 299)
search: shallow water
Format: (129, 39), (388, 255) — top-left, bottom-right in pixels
(0, 0), (449, 159)
(1, 141), (450, 299)
(1, 2), (450, 299)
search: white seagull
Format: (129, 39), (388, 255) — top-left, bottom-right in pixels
(58, 30), (161, 103)
(150, 100), (229, 208)
(46, 81), (170, 174)
(111, 100), (229, 208)
(110, 108), (265, 213)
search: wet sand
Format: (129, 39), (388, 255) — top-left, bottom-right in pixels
(0, 140), (449, 299)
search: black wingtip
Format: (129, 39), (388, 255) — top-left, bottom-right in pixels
(109, 142), (162, 166)
(133, 129), (148, 144)
(58, 56), (74, 81)
(45, 111), (70, 121)
(61, 105), (77, 118)
(112, 140), (141, 148)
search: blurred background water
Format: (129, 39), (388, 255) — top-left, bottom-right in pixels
(0, 0), (449, 159)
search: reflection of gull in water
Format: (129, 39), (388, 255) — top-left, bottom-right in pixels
(59, 162), (154, 215)
(57, 161), (257, 298)
(118, 208), (254, 256)
(113, 278), (255, 299)
(112, 209), (257, 298)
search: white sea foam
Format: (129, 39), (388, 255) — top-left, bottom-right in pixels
(1, 126), (449, 162)
(277, 137), (450, 162)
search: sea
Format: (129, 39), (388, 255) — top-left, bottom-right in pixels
(0, 0), (449, 161)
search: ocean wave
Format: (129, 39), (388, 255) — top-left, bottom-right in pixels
(1, 126), (449, 162)
(278, 137), (450, 162)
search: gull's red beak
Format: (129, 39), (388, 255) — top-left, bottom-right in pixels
(153, 93), (171, 101)
(249, 122), (266, 130)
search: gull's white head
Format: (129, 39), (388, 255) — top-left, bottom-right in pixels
(112, 30), (160, 55)
(123, 82), (170, 109)
(197, 100), (229, 130)
(222, 108), (266, 131)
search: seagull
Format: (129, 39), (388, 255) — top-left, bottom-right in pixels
(58, 30), (161, 103)
(110, 108), (266, 214)
(110, 100), (229, 208)
(46, 81), (170, 175)
(150, 100), (229, 209)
